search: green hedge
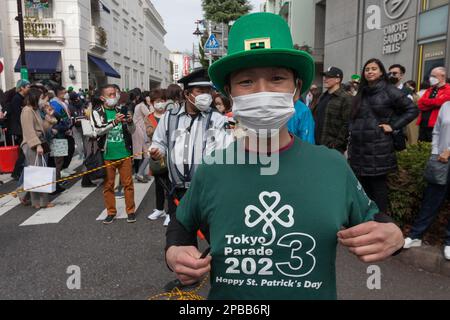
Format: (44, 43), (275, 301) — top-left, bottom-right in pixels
(388, 142), (450, 245)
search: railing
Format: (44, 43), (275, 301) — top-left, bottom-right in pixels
(21, 18), (64, 43)
(90, 26), (108, 52)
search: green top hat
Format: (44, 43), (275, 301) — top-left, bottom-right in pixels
(209, 13), (315, 95)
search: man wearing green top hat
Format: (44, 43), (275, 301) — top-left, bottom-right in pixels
(349, 74), (361, 96)
(165, 12), (404, 300)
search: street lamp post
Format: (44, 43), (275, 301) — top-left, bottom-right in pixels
(193, 20), (204, 69)
(16, 0), (28, 80)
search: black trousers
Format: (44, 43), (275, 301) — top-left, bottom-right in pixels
(154, 172), (170, 211)
(62, 135), (75, 170)
(359, 175), (389, 214)
(10, 135), (24, 179)
(168, 187), (187, 220)
(418, 126), (433, 143)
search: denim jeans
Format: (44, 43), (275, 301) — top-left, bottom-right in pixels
(409, 182), (450, 245)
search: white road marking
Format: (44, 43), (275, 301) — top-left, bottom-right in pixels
(96, 178), (154, 221)
(0, 195), (21, 217)
(20, 181), (98, 226)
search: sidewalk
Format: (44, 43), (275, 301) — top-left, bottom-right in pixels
(398, 246), (450, 278)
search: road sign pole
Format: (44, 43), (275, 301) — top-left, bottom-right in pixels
(204, 21), (222, 66)
(208, 21), (212, 66)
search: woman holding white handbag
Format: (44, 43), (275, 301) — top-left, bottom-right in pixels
(19, 88), (55, 209)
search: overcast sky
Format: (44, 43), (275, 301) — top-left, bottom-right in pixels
(152, 0), (262, 53)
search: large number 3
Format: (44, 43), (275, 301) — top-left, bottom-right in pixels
(275, 233), (316, 278)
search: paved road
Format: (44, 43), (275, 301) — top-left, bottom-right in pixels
(0, 175), (449, 300)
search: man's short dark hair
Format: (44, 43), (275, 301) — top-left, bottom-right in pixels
(100, 84), (117, 96)
(389, 64), (406, 74)
(55, 86), (66, 95)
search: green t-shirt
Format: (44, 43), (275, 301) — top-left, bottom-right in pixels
(176, 139), (379, 300)
(104, 109), (131, 161)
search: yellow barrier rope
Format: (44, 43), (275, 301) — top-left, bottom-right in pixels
(148, 275), (209, 301)
(0, 150), (210, 300)
(0, 151), (147, 200)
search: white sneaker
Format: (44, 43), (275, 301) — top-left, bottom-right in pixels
(444, 246), (450, 260)
(147, 209), (166, 221)
(163, 215), (171, 227)
(403, 237), (422, 249)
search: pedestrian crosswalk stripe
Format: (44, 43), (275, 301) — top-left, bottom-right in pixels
(0, 195), (20, 217)
(20, 181), (98, 226)
(96, 177), (154, 221)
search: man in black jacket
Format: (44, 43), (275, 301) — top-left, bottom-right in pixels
(314, 67), (352, 153)
(8, 80), (30, 179)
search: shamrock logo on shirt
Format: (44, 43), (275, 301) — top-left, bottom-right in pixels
(245, 192), (294, 246)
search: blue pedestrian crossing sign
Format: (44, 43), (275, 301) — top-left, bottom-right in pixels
(205, 34), (220, 50)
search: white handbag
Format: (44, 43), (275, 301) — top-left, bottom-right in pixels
(24, 155), (57, 194)
(81, 119), (96, 138)
(50, 138), (69, 157)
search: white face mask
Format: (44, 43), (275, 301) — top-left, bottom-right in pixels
(189, 93), (213, 112)
(64, 93), (70, 101)
(429, 76), (440, 87)
(104, 97), (117, 108)
(232, 90), (296, 137)
(38, 99), (47, 109)
(154, 102), (166, 112)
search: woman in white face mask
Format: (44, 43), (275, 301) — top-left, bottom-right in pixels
(146, 89), (171, 224)
(132, 91), (154, 183)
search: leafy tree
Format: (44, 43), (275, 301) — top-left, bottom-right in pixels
(202, 0), (252, 26)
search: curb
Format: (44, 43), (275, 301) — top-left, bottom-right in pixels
(397, 245), (450, 278)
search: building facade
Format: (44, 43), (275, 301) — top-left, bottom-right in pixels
(170, 52), (192, 83)
(322, 0), (450, 87)
(3, 0), (171, 91)
(261, 0), (325, 86)
(0, 3), (10, 91)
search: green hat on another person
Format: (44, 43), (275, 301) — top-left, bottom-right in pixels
(16, 79), (30, 90)
(351, 74), (361, 83)
(209, 13), (315, 95)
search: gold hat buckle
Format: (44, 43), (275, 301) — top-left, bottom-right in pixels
(244, 38), (271, 51)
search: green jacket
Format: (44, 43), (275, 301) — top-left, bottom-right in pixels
(314, 87), (353, 153)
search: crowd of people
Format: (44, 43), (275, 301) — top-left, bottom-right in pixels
(0, 61), (449, 254)
(303, 62), (450, 258)
(1, 11), (450, 300)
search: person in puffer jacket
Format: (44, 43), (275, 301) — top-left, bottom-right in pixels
(349, 58), (419, 214)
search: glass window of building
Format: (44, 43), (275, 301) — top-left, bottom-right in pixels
(425, 0), (449, 10)
(25, 0), (53, 19)
(421, 41), (446, 82)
